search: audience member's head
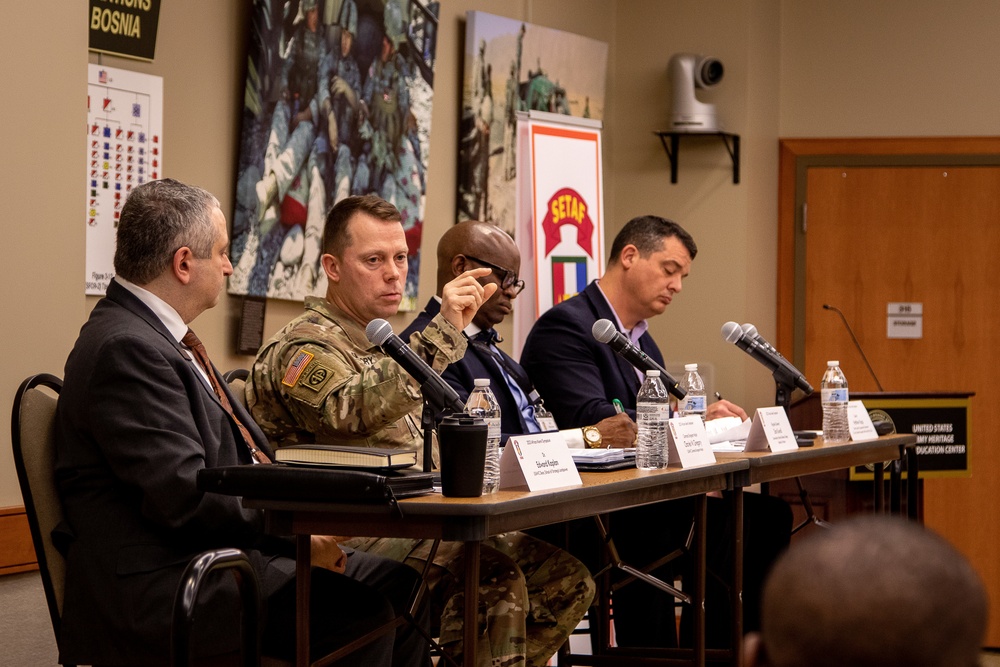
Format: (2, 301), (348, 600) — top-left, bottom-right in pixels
(744, 515), (988, 667)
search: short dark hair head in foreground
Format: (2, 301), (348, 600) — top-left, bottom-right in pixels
(752, 515), (987, 667)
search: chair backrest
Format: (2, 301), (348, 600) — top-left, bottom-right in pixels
(10, 373), (66, 642)
(223, 369), (250, 410)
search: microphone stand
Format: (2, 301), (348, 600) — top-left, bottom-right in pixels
(773, 375), (832, 534)
(418, 379), (465, 473)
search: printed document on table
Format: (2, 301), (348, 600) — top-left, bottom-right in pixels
(707, 416), (751, 452)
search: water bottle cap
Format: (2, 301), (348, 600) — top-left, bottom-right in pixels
(646, 370), (661, 377)
(473, 378), (490, 386)
(684, 363), (698, 372)
(827, 360), (839, 367)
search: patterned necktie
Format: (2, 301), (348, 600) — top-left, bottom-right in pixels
(182, 329), (271, 464)
(471, 330), (542, 432)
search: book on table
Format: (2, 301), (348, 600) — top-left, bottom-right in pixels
(274, 445), (417, 470)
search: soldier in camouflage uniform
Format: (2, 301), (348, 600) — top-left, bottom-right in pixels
(247, 194), (595, 666)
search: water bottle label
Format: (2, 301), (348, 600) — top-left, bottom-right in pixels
(821, 388), (849, 403)
(637, 403), (671, 420)
(683, 395), (706, 413)
(486, 417), (501, 440)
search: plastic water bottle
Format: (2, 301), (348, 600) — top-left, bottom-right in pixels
(821, 360), (850, 443)
(465, 378), (502, 493)
(679, 363), (707, 421)
(636, 370), (671, 470)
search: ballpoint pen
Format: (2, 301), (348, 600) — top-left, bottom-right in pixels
(612, 398), (624, 414)
(715, 391), (723, 401)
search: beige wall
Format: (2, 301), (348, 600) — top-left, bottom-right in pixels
(1, 0), (997, 513)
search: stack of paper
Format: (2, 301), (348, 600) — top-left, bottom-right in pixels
(705, 417), (751, 451)
(572, 448), (630, 464)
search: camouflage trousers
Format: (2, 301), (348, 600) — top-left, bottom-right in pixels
(344, 532), (595, 667)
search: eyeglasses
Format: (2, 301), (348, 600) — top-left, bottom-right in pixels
(463, 254), (525, 296)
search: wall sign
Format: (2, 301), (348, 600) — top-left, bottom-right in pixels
(887, 301), (922, 339)
(88, 0), (162, 62)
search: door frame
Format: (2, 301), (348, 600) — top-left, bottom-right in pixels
(777, 136), (1000, 366)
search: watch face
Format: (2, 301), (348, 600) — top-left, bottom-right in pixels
(585, 428), (601, 443)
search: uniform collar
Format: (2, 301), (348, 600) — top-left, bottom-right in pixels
(304, 296), (380, 351)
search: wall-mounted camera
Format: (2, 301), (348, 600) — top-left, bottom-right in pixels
(669, 53), (724, 132)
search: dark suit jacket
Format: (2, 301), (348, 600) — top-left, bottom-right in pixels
(520, 280), (665, 428)
(402, 299), (530, 442)
(55, 279), (287, 666)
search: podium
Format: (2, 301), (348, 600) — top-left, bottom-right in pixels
(776, 392), (972, 522)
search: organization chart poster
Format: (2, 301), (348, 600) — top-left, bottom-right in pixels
(85, 64), (163, 295)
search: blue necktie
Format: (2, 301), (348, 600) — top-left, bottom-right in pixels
(473, 330), (541, 433)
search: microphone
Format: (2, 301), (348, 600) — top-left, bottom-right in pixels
(740, 322), (814, 393)
(721, 321), (814, 394)
(740, 323), (780, 355)
(365, 319), (466, 413)
(592, 319), (686, 399)
(822, 304), (885, 392)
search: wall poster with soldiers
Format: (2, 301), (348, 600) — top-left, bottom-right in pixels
(458, 11), (608, 237)
(229, 0), (440, 311)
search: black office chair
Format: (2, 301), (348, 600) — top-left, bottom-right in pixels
(224, 369), (251, 410)
(171, 548), (264, 667)
(10, 373), (72, 665)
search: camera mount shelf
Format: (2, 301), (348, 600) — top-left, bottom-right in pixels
(655, 131), (741, 184)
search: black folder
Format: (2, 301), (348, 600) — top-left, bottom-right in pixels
(197, 464), (435, 502)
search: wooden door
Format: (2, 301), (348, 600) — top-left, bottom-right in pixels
(779, 139), (1000, 646)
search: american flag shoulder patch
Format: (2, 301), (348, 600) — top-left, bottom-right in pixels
(282, 349), (315, 387)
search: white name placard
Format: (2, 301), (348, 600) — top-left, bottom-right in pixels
(667, 416), (717, 467)
(847, 400), (877, 441)
(744, 407), (799, 452)
(499, 432), (582, 491)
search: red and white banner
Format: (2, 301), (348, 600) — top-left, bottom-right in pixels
(513, 112), (604, 356)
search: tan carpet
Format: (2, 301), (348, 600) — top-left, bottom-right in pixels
(2, 570), (998, 666)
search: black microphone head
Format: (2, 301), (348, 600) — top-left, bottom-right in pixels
(365, 318), (394, 346)
(721, 321), (744, 344)
(592, 319), (617, 344)
(822, 304), (833, 310)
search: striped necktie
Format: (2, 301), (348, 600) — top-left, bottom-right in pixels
(182, 329), (271, 464)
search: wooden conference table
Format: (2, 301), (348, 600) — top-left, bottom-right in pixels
(241, 434), (915, 667)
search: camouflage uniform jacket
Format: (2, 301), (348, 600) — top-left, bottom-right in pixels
(247, 297), (467, 458)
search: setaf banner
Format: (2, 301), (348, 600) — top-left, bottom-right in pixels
(512, 110), (604, 357)
(89, 0), (162, 62)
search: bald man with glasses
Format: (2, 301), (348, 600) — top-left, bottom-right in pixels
(403, 219), (635, 446)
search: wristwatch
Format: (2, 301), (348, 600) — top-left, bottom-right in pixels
(582, 425), (604, 449)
